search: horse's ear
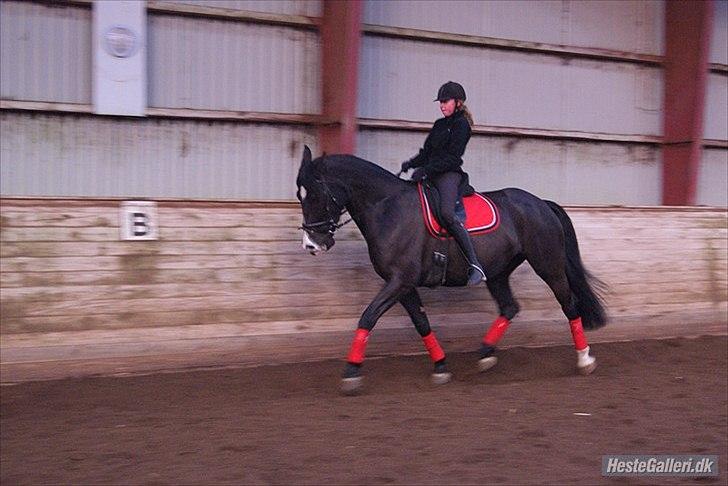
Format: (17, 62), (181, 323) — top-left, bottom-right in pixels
(310, 151), (328, 177)
(302, 145), (312, 167)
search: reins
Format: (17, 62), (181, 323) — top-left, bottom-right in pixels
(300, 167), (406, 236)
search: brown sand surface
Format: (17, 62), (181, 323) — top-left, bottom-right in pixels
(2, 336), (726, 485)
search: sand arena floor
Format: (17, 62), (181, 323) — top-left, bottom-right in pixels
(1, 335), (726, 485)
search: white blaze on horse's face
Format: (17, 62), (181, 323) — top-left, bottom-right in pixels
(302, 230), (324, 255)
(297, 180), (336, 254)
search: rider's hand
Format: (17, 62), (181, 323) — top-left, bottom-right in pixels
(400, 160), (412, 173)
(411, 168), (427, 182)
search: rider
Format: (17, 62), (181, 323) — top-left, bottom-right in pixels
(401, 81), (486, 286)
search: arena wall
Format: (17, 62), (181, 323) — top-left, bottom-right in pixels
(2, 0), (725, 204)
(1, 1), (726, 380)
(1, 199), (725, 381)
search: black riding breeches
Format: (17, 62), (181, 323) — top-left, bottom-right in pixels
(433, 171), (480, 266)
(432, 172), (462, 229)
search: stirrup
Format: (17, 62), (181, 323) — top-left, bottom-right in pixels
(467, 264), (486, 285)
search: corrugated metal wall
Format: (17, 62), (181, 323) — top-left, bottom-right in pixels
(363, 0), (664, 54)
(358, 38), (662, 134)
(0, 112), (317, 199)
(357, 0), (666, 205)
(699, 148), (728, 207)
(170, 0), (321, 17)
(0, 0), (725, 205)
(699, 0), (728, 206)
(705, 0), (728, 142)
(709, 0), (728, 65)
(0, 1), (322, 112)
(0, 1), (91, 103)
(148, 14), (319, 113)
(706, 74), (728, 141)
(0, 0), (320, 200)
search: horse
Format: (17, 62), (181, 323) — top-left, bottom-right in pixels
(295, 146), (606, 394)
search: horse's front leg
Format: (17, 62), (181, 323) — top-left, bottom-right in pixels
(399, 289), (452, 385)
(341, 279), (405, 395)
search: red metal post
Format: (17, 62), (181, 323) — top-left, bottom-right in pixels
(319, 0), (362, 155)
(662, 0), (714, 205)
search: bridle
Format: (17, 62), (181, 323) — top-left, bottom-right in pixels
(299, 177), (352, 236)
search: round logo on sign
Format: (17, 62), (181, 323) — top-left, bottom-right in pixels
(104, 26), (139, 58)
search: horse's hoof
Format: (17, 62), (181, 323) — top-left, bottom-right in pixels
(576, 346), (596, 375)
(340, 377), (364, 395)
(431, 372), (452, 385)
(578, 360), (597, 376)
(478, 355), (498, 372)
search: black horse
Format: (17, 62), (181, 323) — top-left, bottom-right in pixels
(296, 146), (606, 394)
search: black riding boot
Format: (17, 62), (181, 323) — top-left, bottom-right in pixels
(449, 221), (486, 286)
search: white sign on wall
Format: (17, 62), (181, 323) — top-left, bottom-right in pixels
(93, 1), (146, 116)
(120, 201), (158, 240)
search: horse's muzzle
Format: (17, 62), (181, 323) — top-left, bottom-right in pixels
(306, 245), (323, 255)
(302, 231), (333, 255)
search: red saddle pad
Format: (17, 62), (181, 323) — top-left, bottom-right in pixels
(418, 183), (500, 238)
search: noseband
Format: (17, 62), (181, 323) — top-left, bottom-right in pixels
(299, 177), (352, 236)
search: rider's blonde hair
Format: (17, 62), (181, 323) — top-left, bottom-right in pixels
(456, 100), (474, 128)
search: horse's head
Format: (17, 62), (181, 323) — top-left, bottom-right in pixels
(296, 146), (348, 255)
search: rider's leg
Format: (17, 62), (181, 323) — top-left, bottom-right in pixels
(434, 172), (485, 286)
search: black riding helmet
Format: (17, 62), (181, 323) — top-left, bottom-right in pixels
(434, 81), (466, 102)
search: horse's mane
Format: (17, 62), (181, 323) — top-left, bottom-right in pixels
(317, 154), (403, 185)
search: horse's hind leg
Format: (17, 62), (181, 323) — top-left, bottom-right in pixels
(399, 289), (452, 385)
(529, 263), (597, 375)
(478, 276), (521, 372)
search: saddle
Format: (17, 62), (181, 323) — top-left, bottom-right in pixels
(417, 182), (499, 239)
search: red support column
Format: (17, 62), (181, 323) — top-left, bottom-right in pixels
(319, 0), (362, 155)
(662, 0), (714, 205)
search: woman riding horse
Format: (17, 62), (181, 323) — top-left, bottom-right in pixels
(401, 81), (486, 286)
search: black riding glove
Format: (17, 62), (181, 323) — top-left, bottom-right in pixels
(411, 167), (427, 182)
(400, 160), (412, 173)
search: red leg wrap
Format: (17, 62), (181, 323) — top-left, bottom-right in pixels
(483, 316), (510, 345)
(347, 328), (370, 364)
(569, 317), (588, 351)
(422, 332), (446, 362)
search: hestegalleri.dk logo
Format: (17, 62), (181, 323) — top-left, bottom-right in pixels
(602, 455), (718, 477)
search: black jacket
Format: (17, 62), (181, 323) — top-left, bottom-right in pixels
(408, 109), (472, 178)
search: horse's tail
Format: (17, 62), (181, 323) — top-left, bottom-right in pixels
(545, 200), (607, 330)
